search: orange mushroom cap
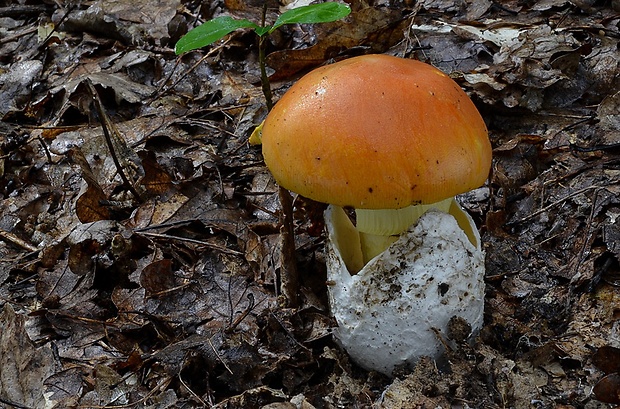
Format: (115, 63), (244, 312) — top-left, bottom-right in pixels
(261, 54), (492, 210)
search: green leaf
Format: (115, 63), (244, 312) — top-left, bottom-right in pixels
(270, 2), (351, 33)
(175, 16), (260, 54)
(255, 26), (272, 37)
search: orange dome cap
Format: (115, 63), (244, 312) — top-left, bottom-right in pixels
(262, 54), (492, 209)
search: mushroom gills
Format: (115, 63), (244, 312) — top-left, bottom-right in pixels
(355, 198), (455, 265)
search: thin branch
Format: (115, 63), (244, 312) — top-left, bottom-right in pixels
(0, 229), (38, 252)
(179, 373), (211, 408)
(136, 231), (243, 255)
(0, 396), (34, 409)
(207, 336), (234, 375)
(85, 78), (144, 203)
(226, 293), (255, 333)
(278, 186), (299, 307)
(509, 184), (602, 224)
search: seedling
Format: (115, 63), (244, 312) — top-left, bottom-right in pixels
(175, 3), (351, 109)
(174, 2), (350, 307)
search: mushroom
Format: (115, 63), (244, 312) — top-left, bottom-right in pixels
(260, 54), (492, 375)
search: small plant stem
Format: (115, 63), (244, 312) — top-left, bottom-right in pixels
(258, 36), (274, 111)
(258, 1), (274, 111)
(258, 1), (297, 306)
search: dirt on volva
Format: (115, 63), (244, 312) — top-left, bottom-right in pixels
(1, 0), (620, 407)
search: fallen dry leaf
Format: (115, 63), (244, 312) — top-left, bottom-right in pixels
(0, 304), (60, 409)
(1, 0), (619, 407)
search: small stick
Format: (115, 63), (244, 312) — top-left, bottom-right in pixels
(278, 186), (299, 307)
(0, 229), (38, 253)
(85, 79), (144, 203)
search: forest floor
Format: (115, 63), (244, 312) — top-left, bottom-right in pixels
(1, 0), (620, 408)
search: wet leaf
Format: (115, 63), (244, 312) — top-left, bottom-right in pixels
(0, 60), (43, 119)
(597, 91), (620, 144)
(140, 258), (175, 296)
(137, 150), (174, 196)
(57, 0), (180, 45)
(69, 148), (111, 223)
(50, 72), (155, 107)
(2, 0), (620, 406)
(593, 373), (620, 404)
(592, 345), (620, 375)
(66, 220), (126, 276)
(0, 304), (60, 409)
(44, 368), (84, 408)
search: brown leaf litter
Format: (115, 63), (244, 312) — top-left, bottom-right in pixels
(0, 0), (619, 407)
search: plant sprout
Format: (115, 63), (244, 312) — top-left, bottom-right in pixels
(174, 2), (351, 308)
(175, 3), (351, 109)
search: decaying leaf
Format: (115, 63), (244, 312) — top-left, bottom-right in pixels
(0, 304), (60, 409)
(593, 373), (620, 404)
(68, 148), (112, 223)
(267, 6), (409, 79)
(0, 60), (43, 119)
(592, 345), (620, 375)
(596, 91), (620, 145)
(1, 0), (620, 406)
(54, 0), (181, 46)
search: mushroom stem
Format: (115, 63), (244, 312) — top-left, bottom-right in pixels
(355, 198), (453, 264)
(358, 233), (398, 266)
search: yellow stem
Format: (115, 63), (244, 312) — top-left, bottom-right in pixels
(355, 198), (453, 264)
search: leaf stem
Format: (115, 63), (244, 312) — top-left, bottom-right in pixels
(259, 2), (274, 111)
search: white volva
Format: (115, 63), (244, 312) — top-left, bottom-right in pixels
(324, 200), (485, 376)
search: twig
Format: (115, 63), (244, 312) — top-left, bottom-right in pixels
(0, 5), (49, 18)
(207, 336), (233, 375)
(509, 184), (601, 224)
(147, 282), (194, 299)
(570, 141), (620, 153)
(35, 135), (53, 164)
(278, 187), (299, 307)
(226, 293), (255, 332)
(85, 79), (144, 203)
(258, 36), (273, 111)
(0, 27), (37, 46)
(179, 372), (211, 408)
(0, 229), (38, 252)
(255, 3), (299, 305)
(268, 310), (309, 351)
(258, 2), (274, 111)
(152, 40), (230, 101)
(136, 231), (243, 255)
(37, 4), (76, 52)
(570, 186), (604, 288)
(0, 396), (34, 409)
(76, 376), (172, 409)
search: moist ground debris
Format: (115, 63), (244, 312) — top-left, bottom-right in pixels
(0, 0), (619, 407)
